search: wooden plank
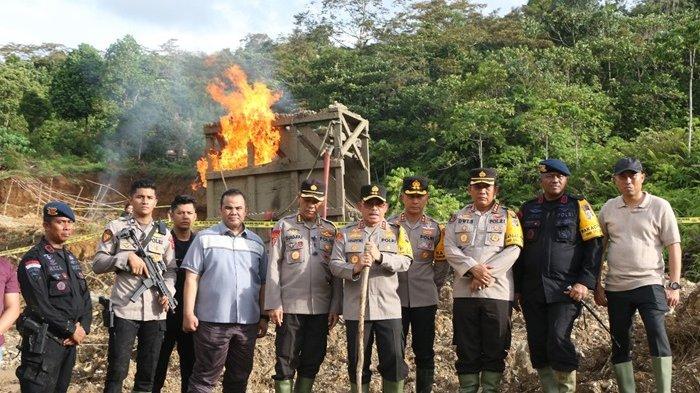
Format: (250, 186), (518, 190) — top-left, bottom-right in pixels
(341, 119), (369, 155)
(273, 110), (341, 126)
(207, 159), (343, 180)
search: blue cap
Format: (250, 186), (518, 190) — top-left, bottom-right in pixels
(538, 159), (571, 176)
(43, 201), (76, 222)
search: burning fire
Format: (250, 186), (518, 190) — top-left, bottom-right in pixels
(194, 65), (282, 189)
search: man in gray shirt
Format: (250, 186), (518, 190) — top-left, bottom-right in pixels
(182, 188), (268, 393)
(595, 158), (681, 393)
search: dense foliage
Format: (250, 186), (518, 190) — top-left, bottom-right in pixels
(0, 0), (698, 276)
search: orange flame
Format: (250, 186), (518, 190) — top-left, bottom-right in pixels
(193, 65), (282, 189)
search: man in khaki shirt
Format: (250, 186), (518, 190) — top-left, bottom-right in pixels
(387, 176), (448, 393)
(93, 179), (176, 393)
(444, 168), (523, 393)
(265, 179), (341, 393)
(594, 158), (682, 393)
(330, 183), (413, 393)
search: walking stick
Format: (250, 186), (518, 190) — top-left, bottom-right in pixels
(566, 286), (621, 348)
(356, 261), (371, 386)
(356, 226), (380, 387)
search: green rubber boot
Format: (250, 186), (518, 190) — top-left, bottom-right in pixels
(535, 368), (559, 393)
(275, 379), (293, 393)
(553, 370), (576, 393)
(480, 371), (503, 393)
(415, 368), (435, 393)
(651, 356), (672, 393)
(294, 377), (315, 393)
(612, 361), (636, 393)
(457, 373), (480, 393)
(381, 379), (405, 393)
(350, 383), (370, 393)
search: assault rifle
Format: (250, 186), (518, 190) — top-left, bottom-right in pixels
(124, 228), (178, 313)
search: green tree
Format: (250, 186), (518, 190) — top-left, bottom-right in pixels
(49, 43), (105, 125)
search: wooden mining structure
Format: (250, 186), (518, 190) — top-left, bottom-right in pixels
(202, 103), (370, 222)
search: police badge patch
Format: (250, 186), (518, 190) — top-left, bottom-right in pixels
(102, 229), (113, 243)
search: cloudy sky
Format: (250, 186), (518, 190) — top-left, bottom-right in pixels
(1, 0), (527, 53)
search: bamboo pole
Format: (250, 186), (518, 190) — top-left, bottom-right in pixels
(3, 179), (13, 216)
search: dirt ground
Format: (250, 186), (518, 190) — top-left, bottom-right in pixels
(1, 176), (699, 392)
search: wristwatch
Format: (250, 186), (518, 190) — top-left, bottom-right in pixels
(667, 281), (682, 290)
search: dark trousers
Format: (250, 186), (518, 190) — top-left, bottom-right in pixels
(452, 298), (512, 374)
(188, 321), (258, 393)
(274, 313), (329, 381)
(17, 337), (76, 393)
(521, 298), (582, 372)
(345, 318), (408, 384)
(401, 305), (437, 370)
(104, 316), (166, 393)
(607, 284), (672, 364)
(153, 312), (195, 393)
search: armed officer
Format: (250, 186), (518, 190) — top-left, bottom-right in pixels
(265, 179), (342, 393)
(444, 168), (522, 393)
(93, 179), (176, 393)
(16, 201), (92, 393)
(330, 184), (413, 393)
(514, 159), (603, 392)
(387, 176), (448, 393)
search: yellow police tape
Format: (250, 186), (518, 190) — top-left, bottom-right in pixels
(1, 217), (698, 258)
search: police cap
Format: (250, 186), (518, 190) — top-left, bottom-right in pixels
(469, 168), (497, 185)
(360, 183), (387, 203)
(538, 159), (571, 176)
(43, 201), (76, 222)
(613, 157), (643, 175)
(402, 176), (429, 195)
(300, 179), (325, 201)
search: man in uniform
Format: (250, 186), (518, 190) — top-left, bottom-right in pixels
(330, 184), (413, 393)
(594, 158), (681, 393)
(182, 188), (268, 393)
(444, 168), (523, 392)
(265, 179), (342, 393)
(154, 195), (198, 393)
(93, 179), (176, 393)
(16, 201), (92, 393)
(387, 176), (448, 393)
(514, 159), (603, 392)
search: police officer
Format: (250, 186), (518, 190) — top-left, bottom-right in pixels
(387, 176), (448, 393)
(154, 195), (198, 393)
(330, 184), (413, 393)
(16, 201), (92, 393)
(265, 179), (342, 393)
(93, 179), (176, 393)
(514, 159), (603, 392)
(444, 168), (523, 393)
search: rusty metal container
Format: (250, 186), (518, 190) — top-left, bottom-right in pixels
(203, 103), (370, 221)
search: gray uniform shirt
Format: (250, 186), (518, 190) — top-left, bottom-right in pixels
(92, 216), (176, 321)
(329, 220), (413, 320)
(388, 213), (449, 308)
(444, 204), (522, 301)
(264, 214), (342, 315)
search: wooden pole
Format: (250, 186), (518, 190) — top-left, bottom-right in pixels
(3, 179), (13, 216)
(356, 265), (370, 386)
(356, 232), (377, 387)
